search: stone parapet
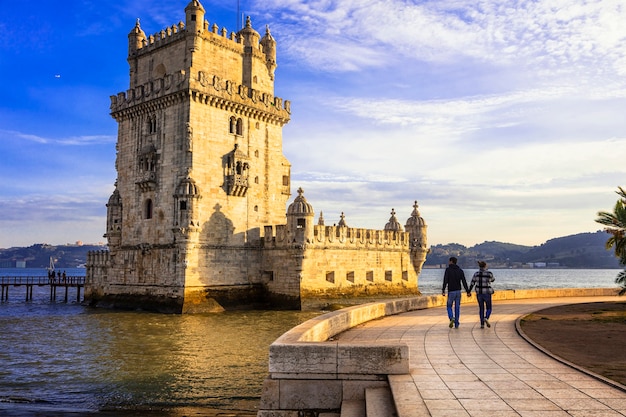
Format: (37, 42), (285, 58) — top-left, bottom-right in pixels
(262, 224), (411, 250)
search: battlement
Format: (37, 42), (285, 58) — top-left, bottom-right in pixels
(263, 224), (411, 250)
(132, 20), (250, 56)
(110, 70), (291, 121)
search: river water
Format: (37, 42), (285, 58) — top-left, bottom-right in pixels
(0, 268), (621, 416)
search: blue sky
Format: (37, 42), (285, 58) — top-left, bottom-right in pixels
(1, 0), (626, 249)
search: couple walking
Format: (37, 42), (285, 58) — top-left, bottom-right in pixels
(442, 257), (495, 329)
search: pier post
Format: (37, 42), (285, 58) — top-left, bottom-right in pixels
(64, 285), (69, 303)
(76, 285), (81, 302)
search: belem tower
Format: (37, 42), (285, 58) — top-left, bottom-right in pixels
(85, 0), (429, 313)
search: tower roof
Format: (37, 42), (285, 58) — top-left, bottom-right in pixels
(128, 18), (146, 37)
(185, 0), (205, 13)
(384, 208), (404, 231)
(287, 187), (314, 216)
(405, 201), (426, 228)
(261, 25), (275, 43)
(238, 16), (260, 46)
(176, 177), (200, 196)
(107, 188), (121, 207)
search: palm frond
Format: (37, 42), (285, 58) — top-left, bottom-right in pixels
(616, 270), (626, 296)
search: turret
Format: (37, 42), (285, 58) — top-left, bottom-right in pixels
(286, 188), (315, 245)
(185, 0), (205, 35)
(185, 0), (205, 56)
(127, 19), (146, 87)
(238, 16), (260, 47)
(105, 186), (122, 249)
(260, 25), (277, 79)
(238, 16), (261, 89)
(384, 209), (404, 232)
(128, 19), (146, 55)
(173, 176), (201, 239)
(405, 201), (427, 249)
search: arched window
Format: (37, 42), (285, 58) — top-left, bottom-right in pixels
(236, 118), (243, 135)
(229, 116), (237, 134)
(147, 115), (157, 134)
(145, 199), (153, 219)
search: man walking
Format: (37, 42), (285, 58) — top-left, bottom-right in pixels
(442, 257), (469, 328)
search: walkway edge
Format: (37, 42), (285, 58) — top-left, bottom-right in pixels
(515, 313), (626, 393)
(257, 287), (621, 416)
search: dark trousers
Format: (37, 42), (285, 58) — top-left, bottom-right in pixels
(476, 293), (492, 325)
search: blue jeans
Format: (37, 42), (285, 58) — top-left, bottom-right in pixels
(476, 293), (492, 325)
(446, 290), (462, 327)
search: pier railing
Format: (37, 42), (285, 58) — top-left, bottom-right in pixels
(0, 276), (85, 303)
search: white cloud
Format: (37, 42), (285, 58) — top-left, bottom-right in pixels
(0, 130), (115, 145)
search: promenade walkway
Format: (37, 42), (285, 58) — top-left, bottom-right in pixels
(335, 295), (626, 417)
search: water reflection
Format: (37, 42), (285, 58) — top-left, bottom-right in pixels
(0, 293), (320, 415)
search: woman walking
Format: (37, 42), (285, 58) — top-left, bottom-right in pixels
(467, 261), (495, 328)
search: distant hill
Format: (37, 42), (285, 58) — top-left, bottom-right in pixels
(425, 231), (621, 269)
(0, 243), (106, 269)
(0, 231), (622, 269)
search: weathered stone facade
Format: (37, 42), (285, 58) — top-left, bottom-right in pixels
(85, 0), (428, 313)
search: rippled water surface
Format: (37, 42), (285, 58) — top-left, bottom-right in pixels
(0, 269), (320, 416)
(0, 267), (621, 415)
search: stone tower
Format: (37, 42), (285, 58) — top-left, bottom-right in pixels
(85, 1), (292, 313)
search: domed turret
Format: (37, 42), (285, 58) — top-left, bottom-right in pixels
(384, 209), (403, 232)
(105, 186), (123, 248)
(128, 19), (147, 55)
(174, 177), (201, 232)
(287, 187), (314, 216)
(287, 187), (314, 244)
(175, 176), (200, 197)
(185, 0), (205, 34)
(337, 212), (348, 228)
(405, 201), (427, 249)
(238, 16), (260, 47)
(260, 25), (277, 79)
(185, 0), (205, 56)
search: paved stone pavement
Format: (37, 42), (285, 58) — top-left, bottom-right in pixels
(335, 296), (626, 417)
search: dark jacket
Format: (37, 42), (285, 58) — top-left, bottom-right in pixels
(442, 264), (469, 293)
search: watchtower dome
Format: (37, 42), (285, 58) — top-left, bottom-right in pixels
(286, 188), (315, 244)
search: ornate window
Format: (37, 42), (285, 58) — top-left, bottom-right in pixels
(136, 143), (157, 191)
(225, 144), (250, 196)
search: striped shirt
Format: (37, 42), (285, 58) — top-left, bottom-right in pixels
(469, 269), (495, 294)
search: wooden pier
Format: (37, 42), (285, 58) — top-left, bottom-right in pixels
(0, 276), (85, 303)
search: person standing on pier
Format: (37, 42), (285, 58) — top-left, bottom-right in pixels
(468, 261), (495, 328)
(442, 257), (469, 329)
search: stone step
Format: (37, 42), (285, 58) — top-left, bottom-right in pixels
(365, 386), (397, 417)
(340, 399), (365, 417)
(388, 374), (430, 417)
